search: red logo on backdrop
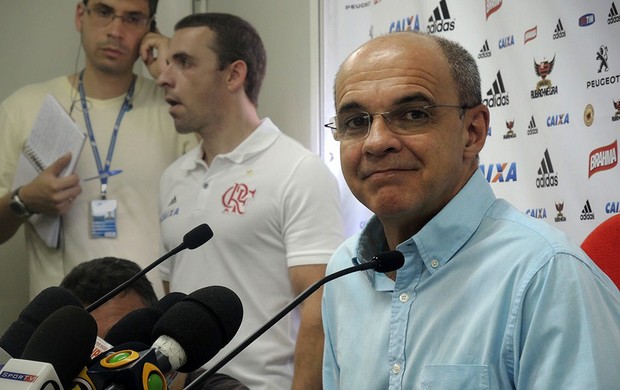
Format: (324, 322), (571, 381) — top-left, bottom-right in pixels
(222, 183), (256, 215)
(524, 26), (537, 44)
(486, 0), (502, 19)
(589, 140), (618, 178)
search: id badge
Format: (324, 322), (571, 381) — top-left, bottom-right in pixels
(90, 199), (118, 238)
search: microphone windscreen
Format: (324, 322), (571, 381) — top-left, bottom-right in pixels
(183, 223), (214, 250)
(373, 251), (405, 273)
(155, 291), (187, 312)
(21, 305), (97, 389)
(151, 286), (243, 372)
(0, 286), (82, 358)
(104, 292), (188, 345)
(104, 306), (163, 346)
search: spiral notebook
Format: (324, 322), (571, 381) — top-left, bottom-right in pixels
(12, 94), (87, 248)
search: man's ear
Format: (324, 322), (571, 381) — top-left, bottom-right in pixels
(463, 104), (490, 160)
(75, 3), (86, 33)
(226, 60), (248, 94)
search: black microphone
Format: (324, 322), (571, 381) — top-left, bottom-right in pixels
(0, 286), (83, 359)
(77, 286), (243, 389)
(2, 305), (98, 389)
(86, 224), (213, 313)
(105, 292), (187, 346)
(184, 250), (405, 390)
(151, 286), (243, 373)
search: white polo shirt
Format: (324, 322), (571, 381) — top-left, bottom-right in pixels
(159, 118), (344, 390)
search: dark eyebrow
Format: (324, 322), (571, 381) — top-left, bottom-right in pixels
(171, 52), (194, 64)
(336, 102), (364, 113)
(337, 94), (432, 114)
(393, 94), (433, 106)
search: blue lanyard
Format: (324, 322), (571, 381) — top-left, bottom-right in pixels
(78, 70), (135, 199)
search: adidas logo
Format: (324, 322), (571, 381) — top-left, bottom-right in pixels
(553, 18), (566, 39)
(609, 2), (620, 24)
(478, 40), (492, 59)
(581, 200), (595, 220)
(168, 196), (177, 207)
(536, 149), (559, 188)
(483, 71), (510, 108)
(427, 0), (456, 33)
(527, 116), (539, 135)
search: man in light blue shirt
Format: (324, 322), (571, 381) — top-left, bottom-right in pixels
(322, 31), (620, 389)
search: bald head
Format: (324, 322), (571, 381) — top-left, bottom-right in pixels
(335, 32), (481, 112)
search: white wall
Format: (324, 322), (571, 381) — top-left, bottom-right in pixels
(0, 0), (318, 333)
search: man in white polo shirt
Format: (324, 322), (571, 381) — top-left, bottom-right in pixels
(157, 13), (344, 390)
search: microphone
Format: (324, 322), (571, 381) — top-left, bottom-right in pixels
(86, 224), (213, 313)
(76, 286), (243, 389)
(0, 286), (83, 359)
(105, 292), (187, 346)
(184, 251), (405, 390)
(0, 305), (97, 389)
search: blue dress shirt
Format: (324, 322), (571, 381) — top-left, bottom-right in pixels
(322, 169), (620, 390)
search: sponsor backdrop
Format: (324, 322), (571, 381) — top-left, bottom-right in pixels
(321, 0), (620, 243)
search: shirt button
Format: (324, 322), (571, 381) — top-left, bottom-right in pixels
(399, 293), (409, 303)
(392, 363), (401, 374)
(431, 259), (440, 268)
(203, 183), (209, 189)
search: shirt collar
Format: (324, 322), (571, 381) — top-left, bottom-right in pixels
(354, 169), (496, 285)
(180, 118), (280, 170)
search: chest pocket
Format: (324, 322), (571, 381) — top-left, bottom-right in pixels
(416, 365), (490, 390)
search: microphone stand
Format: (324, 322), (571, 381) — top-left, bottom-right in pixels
(86, 223), (213, 313)
(184, 257), (391, 390)
(85, 243), (187, 313)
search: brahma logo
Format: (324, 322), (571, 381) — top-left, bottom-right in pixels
(486, 0), (502, 19)
(531, 55), (559, 99)
(479, 162), (517, 182)
(483, 71), (510, 108)
(389, 15), (420, 32)
(524, 26), (537, 44)
(427, 0), (455, 33)
(588, 140), (618, 178)
(222, 183), (256, 215)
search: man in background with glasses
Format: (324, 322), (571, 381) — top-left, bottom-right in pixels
(0, 0), (195, 299)
(322, 32), (620, 389)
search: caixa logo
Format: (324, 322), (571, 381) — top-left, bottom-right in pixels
(606, 201), (620, 213)
(479, 162), (517, 182)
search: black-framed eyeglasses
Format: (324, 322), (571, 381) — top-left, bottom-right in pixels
(324, 103), (471, 142)
(85, 5), (152, 30)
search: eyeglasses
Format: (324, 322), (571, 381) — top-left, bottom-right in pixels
(85, 6), (152, 30)
(325, 103), (470, 141)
